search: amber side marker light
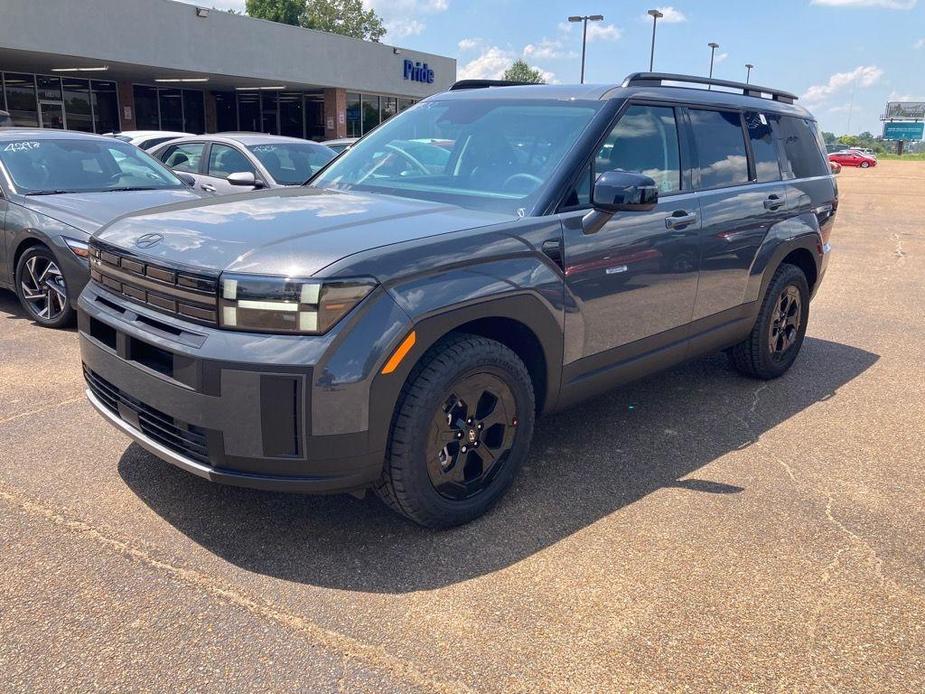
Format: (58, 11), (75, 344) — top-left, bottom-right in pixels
(381, 331), (416, 374)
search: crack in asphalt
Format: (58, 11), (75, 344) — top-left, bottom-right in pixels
(0, 394), (84, 426)
(0, 481), (472, 694)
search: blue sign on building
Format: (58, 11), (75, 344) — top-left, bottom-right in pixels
(883, 121), (925, 141)
(403, 59), (435, 84)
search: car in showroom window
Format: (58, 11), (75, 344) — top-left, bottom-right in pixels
(310, 99), (604, 214)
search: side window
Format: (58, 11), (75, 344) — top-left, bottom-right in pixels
(774, 117), (830, 179)
(597, 105), (681, 194)
(744, 112), (781, 183)
(208, 144), (254, 179)
(161, 143), (204, 173)
(689, 109), (749, 189)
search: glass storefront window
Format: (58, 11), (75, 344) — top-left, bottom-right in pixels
(304, 93), (325, 141)
(37, 75), (62, 101)
(361, 94), (380, 134)
(382, 97), (398, 123)
(91, 81), (119, 134)
(346, 92), (361, 138)
(279, 92), (304, 138)
(398, 98), (414, 112)
(238, 92), (260, 132)
(158, 88), (183, 131)
(182, 90), (204, 134)
(4, 73), (39, 127)
(62, 78), (93, 132)
(214, 91), (237, 132)
(261, 90), (278, 135)
(133, 85), (159, 130)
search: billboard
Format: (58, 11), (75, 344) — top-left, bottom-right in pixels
(883, 102), (925, 120)
(883, 121), (925, 141)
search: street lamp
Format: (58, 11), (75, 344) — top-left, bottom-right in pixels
(647, 9), (663, 72)
(568, 14), (604, 84)
(745, 63), (754, 84)
(707, 42), (720, 88)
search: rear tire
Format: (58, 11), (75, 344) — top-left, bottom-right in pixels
(375, 333), (535, 528)
(729, 263), (809, 380)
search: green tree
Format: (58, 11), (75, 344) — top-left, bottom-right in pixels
(245, 0), (386, 41)
(302, 0), (386, 41)
(245, 0), (304, 25)
(503, 60), (546, 84)
(821, 131), (837, 145)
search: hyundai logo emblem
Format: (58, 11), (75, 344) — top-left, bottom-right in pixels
(134, 233), (164, 249)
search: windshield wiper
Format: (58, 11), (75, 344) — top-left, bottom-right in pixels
(24, 190), (81, 196)
(108, 186), (163, 192)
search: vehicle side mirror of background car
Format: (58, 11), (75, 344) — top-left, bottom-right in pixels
(582, 170), (659, 235)
(227, 171), (259, 187)
(175, 172), (196, 187)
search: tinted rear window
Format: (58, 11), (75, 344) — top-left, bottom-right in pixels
(744, 112), (782, 183)
(689, 109), (749, 189)
(774, 116), (830, 179)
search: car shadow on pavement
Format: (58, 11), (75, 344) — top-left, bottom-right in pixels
(119, 337), (878, 593)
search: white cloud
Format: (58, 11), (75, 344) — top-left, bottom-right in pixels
(458, 37), (480, 51)
(586, 23), (622, 42)
(557, 21), (573, 33)
(458, 46), (516, 79)
(714, 52), (728, 64)
(811, 0), (916, 8)
(385, 18), (425, 37)
(802, 65), (884, 103)
(915, 38), (925, 48)
(523, 38), (576, 60)
(642, 6), (687, 22)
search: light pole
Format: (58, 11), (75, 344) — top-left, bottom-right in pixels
(707, 42), (720, 88)
(568, 14), (604, 84)
(745, 63), (754, 84)
(647, 9), (663, 72)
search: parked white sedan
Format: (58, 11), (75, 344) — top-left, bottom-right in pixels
(106, 130), (192, 151)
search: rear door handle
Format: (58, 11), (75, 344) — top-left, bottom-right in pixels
(665, 210), (697, 230)
(763, 194), (784, 210)
(201, 184), (216, 193)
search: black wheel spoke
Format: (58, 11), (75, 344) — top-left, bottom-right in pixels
(768, 284), (802, 359)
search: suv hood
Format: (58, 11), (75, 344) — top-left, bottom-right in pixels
(19, 189), (203, 233)
(93, 187), (516, 277)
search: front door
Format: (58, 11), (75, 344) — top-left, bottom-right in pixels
(39, 101), (66, 129)
(202, 143), (259, 194)
(562, 104), (701, 363)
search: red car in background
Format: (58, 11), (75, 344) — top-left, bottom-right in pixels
(829, 150), (877, 168)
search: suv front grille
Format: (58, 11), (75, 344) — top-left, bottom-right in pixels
(84, 367), (212, 466)
(89, 241), (218, 325)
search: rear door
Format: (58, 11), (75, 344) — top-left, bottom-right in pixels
(561, 103), (702, 362)
(157, 141), (206, 188)
(690, 108), (788, 320)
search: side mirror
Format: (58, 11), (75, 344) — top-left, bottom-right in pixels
(175, 172), (196, 187)
(582, 170), (659, 235)
(227, 171), (257, 187)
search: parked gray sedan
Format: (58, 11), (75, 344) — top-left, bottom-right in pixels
(0, 129), (203, 328)
(150, 133), (335, 195)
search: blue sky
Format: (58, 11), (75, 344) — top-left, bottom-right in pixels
(192, 0), (925, 135)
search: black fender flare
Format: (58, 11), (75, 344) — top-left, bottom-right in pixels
(366, 292), (564, 459)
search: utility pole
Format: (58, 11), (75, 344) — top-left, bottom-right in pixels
(745, 64), (754, 84)
(568, 14), (604, 84)
(708, 42), (719, 88)
(647, 10), (663, 72)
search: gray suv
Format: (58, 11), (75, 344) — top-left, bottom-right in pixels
(79, 73), (837, 527)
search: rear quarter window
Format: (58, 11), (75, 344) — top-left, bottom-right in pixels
(774, 117), (830, 179)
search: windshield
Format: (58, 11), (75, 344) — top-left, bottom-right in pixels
(0, 138), (184, 194)
(247, 142), (336, 185)
(311, 99), (603, 213)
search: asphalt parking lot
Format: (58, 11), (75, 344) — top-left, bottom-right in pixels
(1, 160), (924, 692)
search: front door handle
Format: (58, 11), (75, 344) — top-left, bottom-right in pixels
(541, 239), (564, 271)
(665, 210), (697, 230)
(763, 194), (785, 211)
(201, 184), (216, 193)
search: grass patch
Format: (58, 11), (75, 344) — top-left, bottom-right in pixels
(878, 153), (925, 161)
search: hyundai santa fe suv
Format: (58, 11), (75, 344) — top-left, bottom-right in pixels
(79, 73), (837, 527)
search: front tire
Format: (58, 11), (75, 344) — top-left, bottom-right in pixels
(729, 263), (809, 380)
(15, 245), (74, 328)
(375, 333), (535, 528)
(860, 161), (870, 169)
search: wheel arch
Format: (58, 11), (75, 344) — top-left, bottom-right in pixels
(366, 293), (563, 460)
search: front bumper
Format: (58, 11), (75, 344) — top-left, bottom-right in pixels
(79, 280), (412, 493)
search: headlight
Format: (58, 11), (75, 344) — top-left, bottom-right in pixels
(63, 237), (89, 258)
(218, 274), (377, 334)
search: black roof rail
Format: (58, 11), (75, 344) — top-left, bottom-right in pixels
(449, 79), (531, 91)
(622, 72), (798, 104)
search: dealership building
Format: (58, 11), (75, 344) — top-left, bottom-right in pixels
(0, 0), (455, 140)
